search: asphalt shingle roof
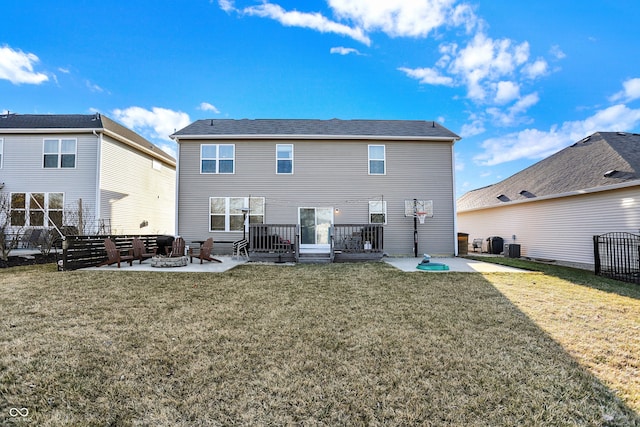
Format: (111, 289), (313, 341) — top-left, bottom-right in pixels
(0, 113), (175, 164)
(172, 119), (460, 140)
(457, 132), (640, 211)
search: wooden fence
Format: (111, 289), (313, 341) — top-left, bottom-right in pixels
(60, 235), (163, 271)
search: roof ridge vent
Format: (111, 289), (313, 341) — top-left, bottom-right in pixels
(581, 135), (591, 143)
(617, 132), (626, 136)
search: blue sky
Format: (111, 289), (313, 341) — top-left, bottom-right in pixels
(2, 0), (640, 196)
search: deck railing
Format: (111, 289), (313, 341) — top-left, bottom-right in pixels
(249, 224), (299, 254)
(332, 224), (384, 253)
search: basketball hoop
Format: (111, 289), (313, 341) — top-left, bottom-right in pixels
(416, 212), (427, 224)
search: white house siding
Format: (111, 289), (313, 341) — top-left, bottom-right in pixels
(100, 136), (175, 235)
(0, 133), (99, 228)
(177, 138), (456, 256)
(457, 185), (640, 267)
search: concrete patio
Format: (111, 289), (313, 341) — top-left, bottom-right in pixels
(383, 256), (529, 273)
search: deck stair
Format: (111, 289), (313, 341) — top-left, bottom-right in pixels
(298, 252), (332, 264)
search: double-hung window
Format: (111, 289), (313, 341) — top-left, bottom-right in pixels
(209, 196), (264, 232)
(201, 144), (235, 174)
(44, 139), (76, 168)
(369, 201), (387, 224)
(10, 192), (64, 227)
(276, 144), (293, 174)
(368, 145), (385, 175)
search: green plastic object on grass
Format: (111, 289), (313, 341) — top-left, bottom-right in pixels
(416, 262), (449, 271)
(416, 253), (449, 270)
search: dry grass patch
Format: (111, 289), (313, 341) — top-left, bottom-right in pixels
(1, 263), (638, 425)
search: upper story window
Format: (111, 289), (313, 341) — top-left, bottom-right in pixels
(369, 200), (387, 224)
(201, 144), (235, 174)
(0, 139), (3, 168)
(276, 144), (293, 174)
(368, 145), (385, 175)
(43, 138), (76, 168)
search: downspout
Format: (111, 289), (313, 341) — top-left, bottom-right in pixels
(173, 136), (180, 235)
(93, 130), (102, 235)
(451, 140), (458, 256)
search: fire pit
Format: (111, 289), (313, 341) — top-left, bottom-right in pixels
(151, 255), (188, 268)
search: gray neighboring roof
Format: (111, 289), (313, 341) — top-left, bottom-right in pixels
(457, 131), (640, 211)
(0, 113), (175, 165)
(172, 119), (460, 140)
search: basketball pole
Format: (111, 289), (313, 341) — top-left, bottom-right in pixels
(413, 198), (418, 257)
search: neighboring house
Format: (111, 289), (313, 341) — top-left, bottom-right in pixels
(171, 119), (460, 260)
(0, 113), (176, 239)
(457, 131), (640, 268)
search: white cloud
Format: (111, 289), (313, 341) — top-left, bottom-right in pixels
(328, 0), (479, 38)
(242, 2), (371, 45)
(330, 46), (361, 55)
(397, 67), (454, 86)
(493, 81), (520, 104)
(609, 77), (640, 103)
(0, 45), (49, 85)
(446, 33), (530, 102)
(111, 106), (191, 142)
(198, 102), (220, 113)
(487, 92), (539, 126)
(521, 58), (548, 79)
(460, 118), (486, 138)
(85, 80), (105, 93)
(549, 44), (566, 60)
(474, 103), (640, 166)
(218, 0), (235, 13)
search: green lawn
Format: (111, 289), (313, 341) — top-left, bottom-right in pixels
(1, 262), (638, 426)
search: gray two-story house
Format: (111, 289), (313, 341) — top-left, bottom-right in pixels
(172, 119), (460, 261)
(0, 113), (176, 239)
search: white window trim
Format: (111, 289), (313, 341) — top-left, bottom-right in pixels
(200, 144), (235, 174)
(368, 144), (386, 175)
(368, 200), (387, 225)
(10, 192), (65, 227)
(0, 138), (3, 169)
(43, 138), (77, 169)
(208, 196), (265, 232)
(276, 144), (294, 175)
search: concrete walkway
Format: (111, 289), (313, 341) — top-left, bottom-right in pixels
(384, 257), (529, 273)
(81, 256), (248, 273)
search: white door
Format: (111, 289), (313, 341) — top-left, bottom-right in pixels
(299, 207), (333, 253)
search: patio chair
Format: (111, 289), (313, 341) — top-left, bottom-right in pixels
(233, 238), (249, 259)
(166, 236), (186, 257)
(189, 237), (222, 263)
(97, 238), (134, 268)
(132, 237), (156, 263)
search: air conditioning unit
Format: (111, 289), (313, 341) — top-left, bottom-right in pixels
(504, 244), (521, 258)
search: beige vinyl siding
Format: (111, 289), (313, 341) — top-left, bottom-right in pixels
(100, 136), (175, 235)
(178, 138), (455, 255)
(0, 133), (99, 225)
(457, 185), (639, 267)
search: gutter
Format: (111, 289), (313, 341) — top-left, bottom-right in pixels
(170, 134), (460, 142)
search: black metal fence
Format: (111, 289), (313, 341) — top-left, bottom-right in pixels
(593, 232), (640, 284)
